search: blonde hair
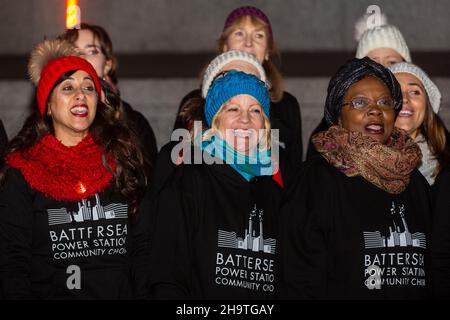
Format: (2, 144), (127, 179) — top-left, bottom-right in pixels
(217, 15), (283, 102)
(202, 101), (272, 150)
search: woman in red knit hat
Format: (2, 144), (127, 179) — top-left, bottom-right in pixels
(60, 23), (158, 166)
(0, 39), (150, 299)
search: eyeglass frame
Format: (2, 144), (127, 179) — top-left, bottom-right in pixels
(341, 96), (396, 110)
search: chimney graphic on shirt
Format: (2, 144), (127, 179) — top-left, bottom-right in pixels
(217, 205), (276, 254)
(363, 202), (426, 249)
(47, 193), (128, 226)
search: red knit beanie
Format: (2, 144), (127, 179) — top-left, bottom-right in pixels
(37, 56), (101, 115)
(223, 6), (273, 40)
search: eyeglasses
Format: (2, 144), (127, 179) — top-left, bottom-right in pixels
(342, 97), (395, 110)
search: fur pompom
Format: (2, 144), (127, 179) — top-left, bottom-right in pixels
(28, 39), (78, 86)
(354, 12), (388, 42)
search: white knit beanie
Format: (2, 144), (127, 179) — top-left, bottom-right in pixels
(356, 24), (411, 63)
(201, 50), (266, 98)
(388, 62), (442, 113)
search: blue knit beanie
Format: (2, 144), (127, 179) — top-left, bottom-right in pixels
(204, 70), (270, 127)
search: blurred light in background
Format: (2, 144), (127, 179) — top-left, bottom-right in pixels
(66, 0), (80, 29)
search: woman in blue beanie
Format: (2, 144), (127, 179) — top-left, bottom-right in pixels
(149, 70), (284, 299)
(279, 57), (432, 299)
(174, 5), (303, 168)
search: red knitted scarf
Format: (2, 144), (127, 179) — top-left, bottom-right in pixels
(6, 133), (116, 201)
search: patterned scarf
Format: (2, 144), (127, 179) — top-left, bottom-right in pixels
(6, 133), (116, 201)
(312, 125), (421, 194)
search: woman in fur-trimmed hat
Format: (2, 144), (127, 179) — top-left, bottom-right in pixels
(0, 39), (151, 299)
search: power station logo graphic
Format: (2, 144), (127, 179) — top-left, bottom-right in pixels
(47, 193), (128, 226)
(217, 205), (276, 254)
(363, 202), (427, 250)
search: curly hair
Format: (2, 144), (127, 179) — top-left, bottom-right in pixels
(0, 73), (149, 215)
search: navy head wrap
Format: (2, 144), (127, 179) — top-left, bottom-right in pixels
(324, 57), (402, 126)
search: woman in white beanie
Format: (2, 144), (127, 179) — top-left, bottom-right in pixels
(389, 62), (449, 185)
(356, 24), (411, 67)
(391, 63), (450, 299)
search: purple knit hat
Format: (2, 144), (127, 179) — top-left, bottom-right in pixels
(223, 6), (273, 40)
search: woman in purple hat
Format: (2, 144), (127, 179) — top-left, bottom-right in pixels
(173, 6), (303, 168)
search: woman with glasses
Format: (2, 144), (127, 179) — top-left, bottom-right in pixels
(306, 15), (412, 161)
(279, 57), (432, 299)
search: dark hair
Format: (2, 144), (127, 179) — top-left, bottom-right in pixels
(324, 57), (402, 125)
(1, 74), (149, 215)
(60, 23), (118, 85)
(176, 96), (206, 132)
(420, 100), (450, 176)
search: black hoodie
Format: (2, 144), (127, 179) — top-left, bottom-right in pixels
(149, 157), (283, 299)
(0, 168), (151, 299)
(279, 156), (432, 299)
(431, 167), (450, 298)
